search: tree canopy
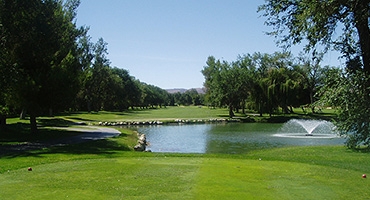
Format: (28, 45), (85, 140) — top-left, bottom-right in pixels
(258, 0), (369, 73)
(0, 0), (84, 132)
(0, 0), (182, 133)
(202, 52), (316, 118)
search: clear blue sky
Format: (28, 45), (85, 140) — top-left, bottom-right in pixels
(76, 0), (342, 89)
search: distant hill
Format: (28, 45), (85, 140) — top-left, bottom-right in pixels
(166, 88), (206, 94)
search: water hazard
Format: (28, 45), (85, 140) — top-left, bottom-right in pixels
(137, 120), (345, 154)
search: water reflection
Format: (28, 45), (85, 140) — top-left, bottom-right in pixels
(137, 124), (211, 153)
(137, 123), (345, 154)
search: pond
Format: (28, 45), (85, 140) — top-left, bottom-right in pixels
(136, 120), (345, 154)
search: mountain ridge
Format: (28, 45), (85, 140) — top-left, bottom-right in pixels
(166, 88), (205, 94)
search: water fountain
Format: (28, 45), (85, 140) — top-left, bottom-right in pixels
(273, 119), (338, 139)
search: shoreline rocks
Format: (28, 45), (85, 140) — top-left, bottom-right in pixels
(134, 133), (148, 152)
(97, 118), (243, 127)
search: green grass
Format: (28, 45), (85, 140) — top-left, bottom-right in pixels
(0, 144), (369, 199)
(5, 106), (337, 126)
(60, 106), (337, 124)
(2, 106), (366, 199)
(61, 106), (234, 122)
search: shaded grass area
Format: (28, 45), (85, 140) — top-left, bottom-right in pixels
(39, 128), (138, 156)
(0, 122), (81, 145)
(0, 127), (137, 158)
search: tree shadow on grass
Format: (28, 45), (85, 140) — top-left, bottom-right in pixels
(1, 122), (133, 158)
(1, 134), (134, 158)
(38, 118), (78, 127)
(0, 123), (81, 143)
(40, 136), (132, 156)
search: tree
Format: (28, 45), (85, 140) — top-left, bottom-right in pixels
(1, 0), (83, 133)
(246, 52), (307, 116)
(110, 67), (132, 110)
(0, 12), (11, 128)
(125, 77), (142, 109)
(297, 51), (326, 113)
(82, 38), (113, 111)
(184, 89), (202, 106)
(139, 83), (168, 108)
(202, 56), (223, 108)
(75, 32), (96, 111)
(235, 55), (255, 114)
(259, 0), (369, 73)
(202, 57), (232, 116)
(202, 56), (251, 117)
(317, 68), (370, 148)
(259, 0), (370, 148)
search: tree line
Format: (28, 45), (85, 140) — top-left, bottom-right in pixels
(0, 0), (204, 133)
(202, 51), (331, 118)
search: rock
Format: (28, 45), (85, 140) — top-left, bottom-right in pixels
(134, 143), (146, 151)
(134, 133), (147, 152)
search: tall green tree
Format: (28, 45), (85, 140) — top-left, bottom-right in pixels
(75, 32), (95, 111)
(317, 68), (370, 148)
(259, 0), (369, 73)
(202, 57), (229, 115)
(1, 0), (83, 133)
(139, 83), (168, 108)
(202, 56), (223, 108)
(84, 38), (112, 111)
(234, 55), (255, 114)
(202, 56), (251, 117)
(247, 52), (306, 116)
(0, 11), (11, 127)
(298, 51), (326, 113)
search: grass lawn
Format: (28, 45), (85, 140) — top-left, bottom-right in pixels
(56, 106), (337, 124)
(60, 106), (235, 123)
(0, 143), (369, 199)
(1, 106), (366, 199)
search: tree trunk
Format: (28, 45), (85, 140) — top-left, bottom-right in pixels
(20, 109), (27, 120)
(311, 106), (316, 114)
(0, 114), (6, 129)
(354, 1), (370, 106)
(259, 101), (263, 117)
(229, 103), (235, 118)
(354, 1), (370, 74)
(49, 108), (53, 117)
(309, 90), (316, 113)
(30, 113), (37, 134)
(88, 103), (92, 113)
